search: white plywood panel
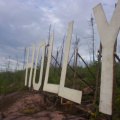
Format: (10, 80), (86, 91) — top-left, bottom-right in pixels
(58, 21), (82, 104)
(25, 44), (36, 88)
(43, 34), (59, 94)
(93, 1), (120, 115)
(33, 40), (46, 90)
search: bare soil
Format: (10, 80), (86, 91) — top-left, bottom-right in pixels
(0, 92), (88, 120)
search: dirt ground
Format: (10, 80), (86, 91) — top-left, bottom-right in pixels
(0, 92), (88, 120)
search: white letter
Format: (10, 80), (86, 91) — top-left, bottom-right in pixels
(58, 21), (82, 104)
(43, 34), (59, 93)
(33, 40), (46, 90)
(93, 1), (120, 115)
(25, 44), (36, 88)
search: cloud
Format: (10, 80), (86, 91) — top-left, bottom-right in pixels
(0, 0), (119, 71)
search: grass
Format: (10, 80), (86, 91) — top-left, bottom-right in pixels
(21, 109), (37, 114)
(0, 70), (28, 94)
(0, 61), (120, 119)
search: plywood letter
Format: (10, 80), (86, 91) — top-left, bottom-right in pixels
(43, 34), (59, 93)
(93, 1), (120, 115)
(58, 21), (82, 104)
(25, 44), (36, 88)
(33, 40), (46, 90)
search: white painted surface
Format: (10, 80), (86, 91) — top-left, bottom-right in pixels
(43, 34), (59, 94)
(25, 44), (36, 88)
(93, 1), (120, 115)
(58, 21), (82, 104)
(33, 40), (46, 90)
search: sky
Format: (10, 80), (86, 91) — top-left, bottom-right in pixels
(0, 0), (119, 71)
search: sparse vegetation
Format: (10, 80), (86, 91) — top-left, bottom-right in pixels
(0, 61), (120, 120)
(0, 70), (28, 94)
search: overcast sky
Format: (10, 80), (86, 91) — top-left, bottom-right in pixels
(0, 0), (119, 71)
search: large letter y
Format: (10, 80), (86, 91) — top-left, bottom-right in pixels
(93, 1), (120, 115)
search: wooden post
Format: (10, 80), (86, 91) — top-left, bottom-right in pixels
(53, 48), (59, 75)
(112, 39), (117, 117)
(59, 36), (65, 75)
(77, 53), (96, 79)
(93, 43), (102, 105)
(68, 51), (74, 65)
(72, 49), (75, 68)
(60, 35), (65, 67)
(73, 48), (78, 88)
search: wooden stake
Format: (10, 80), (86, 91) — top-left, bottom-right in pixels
(53, 48), (59, 75)
(77, 53), (96, 79)
(73, 48), (78, 88)
(93, 43), (102, 105)
(112, 39), (117, 117)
